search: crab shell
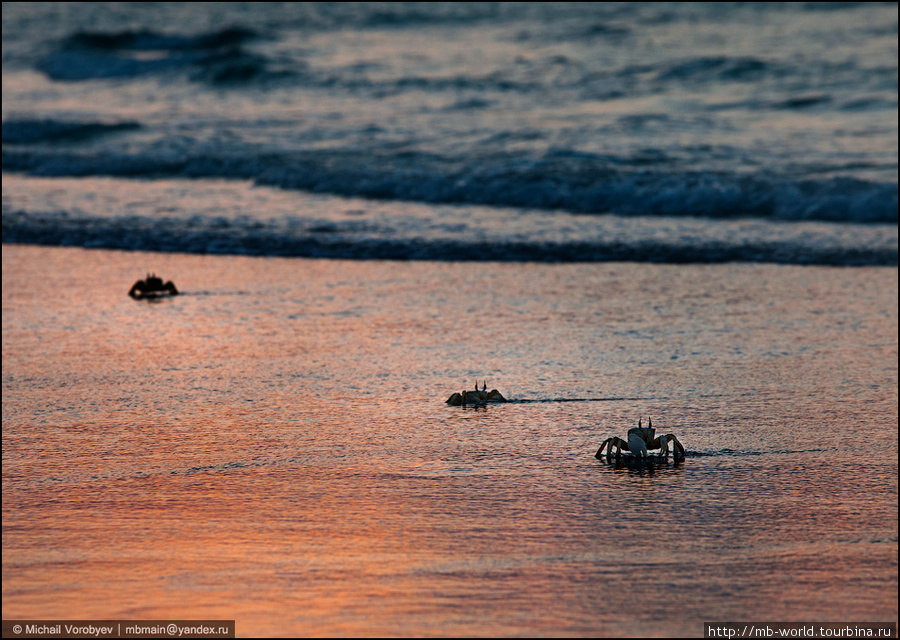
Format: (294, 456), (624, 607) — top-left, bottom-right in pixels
(446, 389), (507, 406)
(128, 276), (179, 299)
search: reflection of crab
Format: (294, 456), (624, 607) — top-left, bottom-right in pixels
(128, 273), (179, 299)
(595, 418), (685, 459)
(446, 381), (507, 406)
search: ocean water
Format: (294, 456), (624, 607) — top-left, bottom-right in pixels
(2, 2), (898, 638)
(1, 2), (897, 264)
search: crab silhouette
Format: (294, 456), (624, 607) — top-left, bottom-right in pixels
(595, 417), (685, 459)
(128, 273), (179, 299)
(446, 381), (507, 406)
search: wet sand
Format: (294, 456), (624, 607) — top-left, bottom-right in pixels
(3, 244), (897, 636)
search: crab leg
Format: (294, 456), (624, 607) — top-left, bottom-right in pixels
(651, 435), (669, 456)
(596, 436), (630, 458)
(666, 434), (685, 458)
(650, 434), (685, 458)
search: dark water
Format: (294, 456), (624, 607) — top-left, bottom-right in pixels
(2, 2), (898, 264)
(2, 245), (897, 636)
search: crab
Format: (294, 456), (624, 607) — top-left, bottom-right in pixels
(595, 417), (685, 459)
(128, 273), (179, 299)
(446, 381), (508, 406)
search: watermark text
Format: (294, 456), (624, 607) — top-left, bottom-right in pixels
(2, 620), (234, 639)
(705, 623), (896, 639)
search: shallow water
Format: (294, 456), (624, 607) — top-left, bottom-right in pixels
(2, 244), (897, 636)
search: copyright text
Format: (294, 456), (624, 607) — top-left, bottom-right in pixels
(1, 620), (235, 639)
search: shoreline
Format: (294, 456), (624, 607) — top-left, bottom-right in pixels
(3, 174), (897, 268)
(4, 241), (900, 270)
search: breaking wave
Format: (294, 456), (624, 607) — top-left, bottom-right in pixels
(3, 141), (896, 224)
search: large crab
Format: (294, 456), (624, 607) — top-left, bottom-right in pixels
(446, 381), (507, 406)
(128, 273), (179, 299)
(595, 417), (685, 459)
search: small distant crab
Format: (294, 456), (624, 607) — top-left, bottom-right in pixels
(446, 381), (508, 406)
(128, 273), (179, 299)
(595, 417), (685, 459)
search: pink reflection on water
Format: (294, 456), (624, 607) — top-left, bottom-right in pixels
(3, 245), (897, 635)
